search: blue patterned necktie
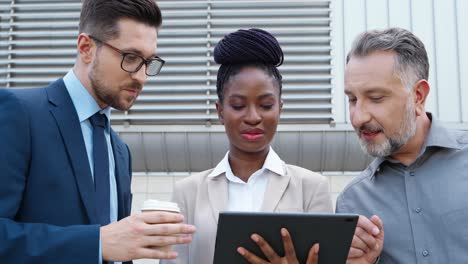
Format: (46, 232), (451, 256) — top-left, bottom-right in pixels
(89, 112), (110, 225)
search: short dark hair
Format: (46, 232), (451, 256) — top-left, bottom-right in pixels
(214, 28), (284, 102)
(79, 0), (162, 42)
(346, 27), (429, 90)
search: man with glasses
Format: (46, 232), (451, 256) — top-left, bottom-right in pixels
(89, 35), (165, 78)
(0, 0), (195, 263)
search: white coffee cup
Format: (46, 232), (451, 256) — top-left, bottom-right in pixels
(141, 199), (180, 213)
(141, 199), (181, 253)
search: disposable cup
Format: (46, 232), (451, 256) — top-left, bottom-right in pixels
(141, 199), (180, 213)
(141, 199), (181, 252)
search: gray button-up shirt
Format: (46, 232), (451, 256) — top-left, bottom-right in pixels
(336, 115), (468, 263)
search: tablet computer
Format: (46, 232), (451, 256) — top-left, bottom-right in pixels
(213, 212), (358, 264)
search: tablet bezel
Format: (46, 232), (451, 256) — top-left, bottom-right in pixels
(213, 212), (358, 264)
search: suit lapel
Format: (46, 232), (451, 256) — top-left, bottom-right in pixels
(207, 175), (228, 223)
(46, 80), (98, 224)
(261, 163), (291, 212)
(111, 131), (130, 219)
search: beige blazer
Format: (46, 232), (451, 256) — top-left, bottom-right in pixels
(161, 162), (333, 264)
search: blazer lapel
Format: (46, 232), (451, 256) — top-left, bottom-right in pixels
(111, 131), (131, 219)
(207, 175), (228, 223)
(261, 163), (291, 212)
(46, 80), (98, 224)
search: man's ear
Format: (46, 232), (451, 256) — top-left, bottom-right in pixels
(76, 34), (95, 64)
(215, 101), (224, 124)
(412, 79), (430, 116)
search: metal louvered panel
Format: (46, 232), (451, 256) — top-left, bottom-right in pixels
(0, 0), (80, 88)
(0, 0), (11, 85)
(207, 0), (332, 124)
(114, 0), (212, 125)
(1, 0), (332, 125)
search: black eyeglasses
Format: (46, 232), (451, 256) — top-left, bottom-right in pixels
(89, 35), (165, 76)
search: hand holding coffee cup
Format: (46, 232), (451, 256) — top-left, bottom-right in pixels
(101, 200), (195, 262)
(141, 199), (186, 253)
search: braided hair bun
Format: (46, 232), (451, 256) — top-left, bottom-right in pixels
(214, 28), (284, 102)
(214, 28), (283, 66)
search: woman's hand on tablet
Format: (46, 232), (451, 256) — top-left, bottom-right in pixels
(237, 227), (319, 264)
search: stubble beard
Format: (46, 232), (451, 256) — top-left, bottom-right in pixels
(88, 58), (138, 111)
(358, 98), (417, 158)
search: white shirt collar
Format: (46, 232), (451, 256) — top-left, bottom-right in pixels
(208, 147), (285, 179)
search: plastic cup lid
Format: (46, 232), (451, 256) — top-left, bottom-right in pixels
(141, 199), (180, 213)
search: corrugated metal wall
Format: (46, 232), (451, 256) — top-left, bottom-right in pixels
(332, 0), (468, 124)
(0, 0), (334, 125)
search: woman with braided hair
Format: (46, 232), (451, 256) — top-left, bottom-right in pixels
(161, 28), (333, 264)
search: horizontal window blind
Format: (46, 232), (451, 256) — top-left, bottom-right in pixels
(0, 0), (332, 125)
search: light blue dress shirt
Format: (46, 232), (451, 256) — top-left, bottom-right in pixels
(63, 70), (119, 264)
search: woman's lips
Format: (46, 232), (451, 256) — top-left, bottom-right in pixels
(241, 133), (264, 141)
(241, 128), (265, 141)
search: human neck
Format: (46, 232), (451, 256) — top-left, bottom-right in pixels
(228, 148), (269, 182)
(389, 114), (431, 166)
(72, 65), (107, 109)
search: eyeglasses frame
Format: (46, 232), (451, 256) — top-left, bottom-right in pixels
(88, 35), (165, 76)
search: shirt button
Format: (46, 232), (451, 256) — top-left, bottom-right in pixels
(410, 171), (415, 176)
(415, 208), (422, 213)
(422, 250), (429, 256)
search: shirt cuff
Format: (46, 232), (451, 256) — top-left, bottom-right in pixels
(99, 232), (103, 264)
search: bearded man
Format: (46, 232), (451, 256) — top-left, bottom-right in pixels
(0, 1), (195, 263)
(336, 27), (468, 264)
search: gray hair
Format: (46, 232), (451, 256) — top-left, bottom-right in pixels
(346, 27), (429, 90)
